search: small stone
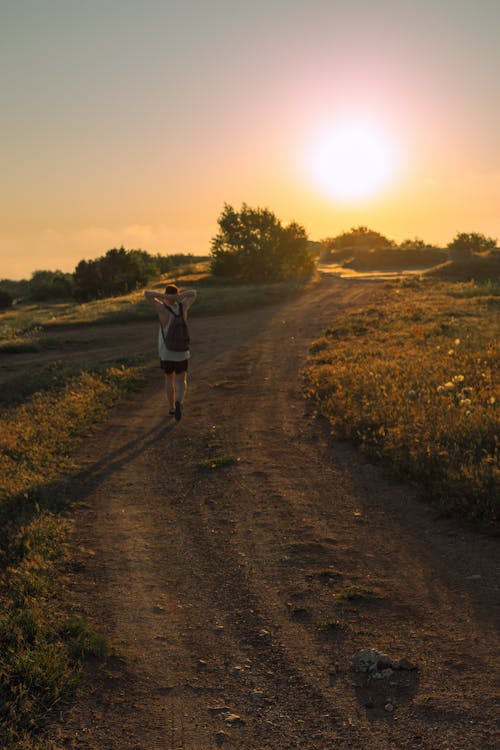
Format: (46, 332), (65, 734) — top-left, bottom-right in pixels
(224, 713), (244, 726)
(372, 668), (394, 680)
(291, 607), (311, 621)
(377, 656), (394, 671)
(231, 664), (244, 675)
(395, 658), (417, 671)
(197, 659), (208, 671)
(215, 730), (229, 745)
(215, 625), (225, 633)
(152, 605), (165, 614)
(250, 689), (265, 705)
(351, 649), (386, 673)
(208, 706), (231, 716)
(328, 670), (336, 686)
(384, 702), (394, 712)
(257, 629), (271, 643)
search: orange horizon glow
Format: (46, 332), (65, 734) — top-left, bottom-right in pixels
(1, 1), (499, 279)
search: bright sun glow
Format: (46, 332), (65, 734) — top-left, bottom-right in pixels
(307, 120), (398, 201)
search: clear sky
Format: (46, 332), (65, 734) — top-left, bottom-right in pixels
(1, 0), (499, 278)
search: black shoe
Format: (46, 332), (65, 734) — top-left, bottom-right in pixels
(174, 401), (182, 421)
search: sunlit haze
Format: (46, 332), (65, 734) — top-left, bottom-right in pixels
(1, 0), (499, 278)
(306, 119), (400, 201)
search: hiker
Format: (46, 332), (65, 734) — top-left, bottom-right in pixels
(144, 284), (197, 421)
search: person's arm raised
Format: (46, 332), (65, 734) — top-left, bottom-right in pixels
(144, 290), (167, 310)
(178, 289), (197, 310)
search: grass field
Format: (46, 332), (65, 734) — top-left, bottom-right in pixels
(0, 266), (309, 352)
(305, 278), (499, 525)
(0, 360), (147, 749)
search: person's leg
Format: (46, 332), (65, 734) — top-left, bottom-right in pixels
(174, 371), (187, 405)
(164, 371), (175, 411)
(173, 362), (188, 421)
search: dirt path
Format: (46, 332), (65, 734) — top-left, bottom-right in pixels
(56, 277), (499, 750)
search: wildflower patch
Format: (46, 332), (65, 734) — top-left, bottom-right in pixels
(304, 279), (499, 525)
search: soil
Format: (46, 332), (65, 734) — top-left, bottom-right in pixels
(17, 275), (497, 749)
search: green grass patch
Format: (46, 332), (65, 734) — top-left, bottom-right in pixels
(0, 362), (147, 748)
(0, 358), (146, 408)
(197, 455), (241, 471)
(0, 273), (312, 344)
(304, 278), (499, 525)
(335, 585), (376, 601)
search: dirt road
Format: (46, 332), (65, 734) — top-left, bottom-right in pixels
(55, 276), (498, 749)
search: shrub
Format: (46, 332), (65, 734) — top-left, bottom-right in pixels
(320, 226), (394, 262)
(0, 290), (13, 309)
(210, 203), (315, 281)
(447, 232), (497, 261)
(28, 270), (74, 301)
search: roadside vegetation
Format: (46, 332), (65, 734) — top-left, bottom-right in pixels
(0, 360), (147, 749)
(320, 227), (498, 274)
(210, 203), (315, 280)
(305, 277), (499, 525)
(0, 265), (310, 352)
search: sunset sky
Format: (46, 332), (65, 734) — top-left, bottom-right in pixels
(1, 0), (499, 278)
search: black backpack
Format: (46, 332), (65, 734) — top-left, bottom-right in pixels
(161, 302), (190, 352)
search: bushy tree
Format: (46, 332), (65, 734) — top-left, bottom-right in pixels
(0, 290), (13, 309)
(210, 203), (314, 281)
(447, 232), (497, 261)
(73, 247), (160, 300)
(321, 226), (394, 260)
(29, 270), (74, 301)
(0, 278), (29, 300)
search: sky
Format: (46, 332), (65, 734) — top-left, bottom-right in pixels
(1, 0), (499, 278)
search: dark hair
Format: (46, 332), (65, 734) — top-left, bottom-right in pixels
(165, 284), (179, 295)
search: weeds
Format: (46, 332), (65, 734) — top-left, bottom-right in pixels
(197, 455), (240, 471)
(0, 362), (146, 748)
(335, 585), (376, 601)
(305, 279), (499, 524)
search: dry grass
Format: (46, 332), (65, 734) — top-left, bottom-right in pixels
(0, 271), (309, 351)
(0, 362), (146, 748)
(305, 278), (499, 524)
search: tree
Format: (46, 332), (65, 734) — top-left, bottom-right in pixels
(0, 290), (13, 309)
(73, 247), (160, 300)
(210, 203), (314, 281)
(447, 232), (497, 261)
(29, 270), (74, 301)
(320, 226), (394, 261)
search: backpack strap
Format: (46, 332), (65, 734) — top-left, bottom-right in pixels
(164, 302), (184, 318)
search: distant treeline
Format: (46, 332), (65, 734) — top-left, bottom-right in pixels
(209, 206), (498, 281)
(319, 227), (498, 270)
(1, 215), (498, 310)
(0, 249), (206, 307)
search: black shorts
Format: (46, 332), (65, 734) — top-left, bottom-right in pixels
(160, 359), (189, 374)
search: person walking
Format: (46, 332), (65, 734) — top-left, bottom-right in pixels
(144, 283), (197, 421)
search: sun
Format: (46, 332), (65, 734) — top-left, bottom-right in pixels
(307, 120), (398, 201)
